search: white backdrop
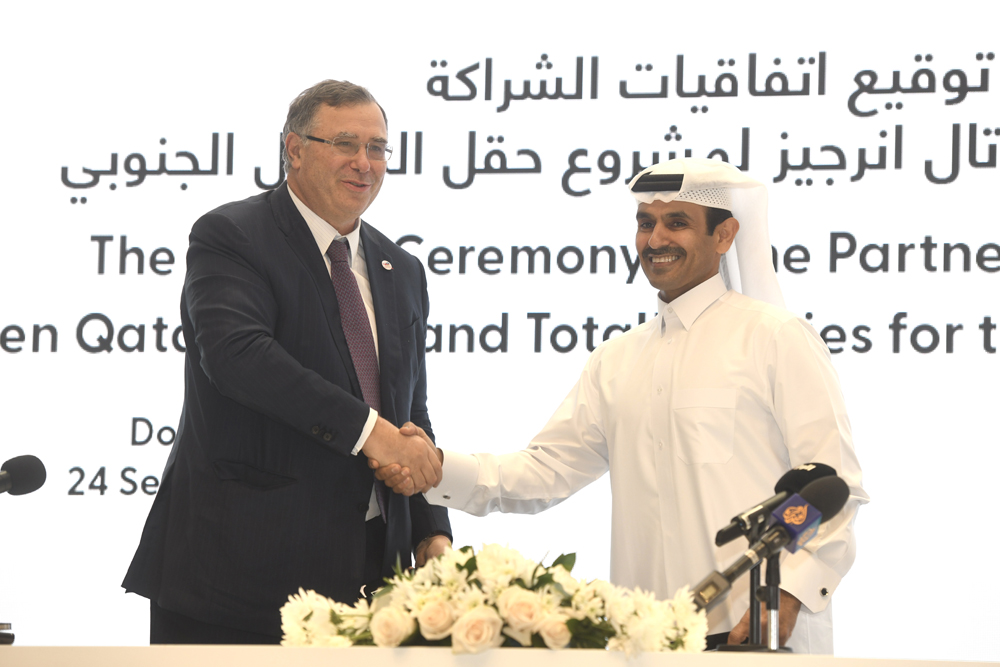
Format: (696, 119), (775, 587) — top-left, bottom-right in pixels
(1, 1), (997, 661)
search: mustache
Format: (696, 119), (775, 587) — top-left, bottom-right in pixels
(643, 247), (686, 260)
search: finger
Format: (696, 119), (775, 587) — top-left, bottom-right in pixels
(373, 464), (403, 481)
(410, 470), (428, 492)
(393, 479), (416, 495)
(399, 422), (417, 436)
(368, 458), (380, 470)
(383, 472), (410, 487)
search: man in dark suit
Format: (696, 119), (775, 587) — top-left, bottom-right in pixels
(123, 80), (450, 644)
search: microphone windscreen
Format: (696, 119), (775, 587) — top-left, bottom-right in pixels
(773, 462), (837, 495)
(2, 455), (47, 495)
(797, 475), (850, 522)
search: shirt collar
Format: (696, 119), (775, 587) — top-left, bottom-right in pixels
(288, 186), (364, 264)
(657, 273), (728, 333)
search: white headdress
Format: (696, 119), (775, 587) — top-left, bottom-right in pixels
(628, 157), (785, 308)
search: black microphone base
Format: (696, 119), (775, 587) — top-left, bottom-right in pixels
(715, 644), (793, 653)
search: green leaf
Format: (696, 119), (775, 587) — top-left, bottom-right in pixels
(393, 553), (405, 577)
(551, 553), (576, 573)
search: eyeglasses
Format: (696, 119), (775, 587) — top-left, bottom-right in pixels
(304, 135), (393, 162)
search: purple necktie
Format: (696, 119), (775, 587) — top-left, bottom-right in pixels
(326, 239), (388, 521)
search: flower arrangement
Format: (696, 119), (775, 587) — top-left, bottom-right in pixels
(280, 544), (707, 654)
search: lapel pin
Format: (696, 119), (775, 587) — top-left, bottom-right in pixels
(382, 260), (392, 270)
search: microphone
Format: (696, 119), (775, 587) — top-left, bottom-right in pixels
(692, 475), (850, 611)
(0, 455), (47, 496)
(715, 462), (836, 546)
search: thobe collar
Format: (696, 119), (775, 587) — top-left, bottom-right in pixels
(656, 273), (728, 335)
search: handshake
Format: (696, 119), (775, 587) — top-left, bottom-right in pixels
(361, 417), (442, 495)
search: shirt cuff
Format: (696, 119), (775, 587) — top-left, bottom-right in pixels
(779, 547), (843, 614)
(423, 450), (480, 509)
(350, 408), (379, 456)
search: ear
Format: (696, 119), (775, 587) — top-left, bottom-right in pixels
(715, 217), (740, 255)
(285, 132), (304, 170)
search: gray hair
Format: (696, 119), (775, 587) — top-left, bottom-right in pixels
(281, 80), (388, 172)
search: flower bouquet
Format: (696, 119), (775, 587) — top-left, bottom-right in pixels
(280, 544), (707, 654)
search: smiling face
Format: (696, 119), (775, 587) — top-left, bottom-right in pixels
(285, 102), (388, 234)
(635, 199), (739, 303)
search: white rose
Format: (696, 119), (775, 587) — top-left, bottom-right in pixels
(417, 598), (455, 640)
(537, 614), (572, 650)
(450, 606), (505, 654)
(496, 587), (544, 633)
(369, 606), (416, 648)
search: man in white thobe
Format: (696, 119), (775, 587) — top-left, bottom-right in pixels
(375, 158), (868, 654)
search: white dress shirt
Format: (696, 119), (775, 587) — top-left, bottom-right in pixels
(425, 273), (868, 653)
(290, 188), (381, 520)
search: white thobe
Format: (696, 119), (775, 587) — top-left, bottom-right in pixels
(425, 273), (868, 654)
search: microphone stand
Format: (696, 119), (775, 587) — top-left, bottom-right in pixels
(717, 522), (765, 651)
(749, 524), (762, 646)
(762, 554), (791, 652)
(715, 524), (790, 652)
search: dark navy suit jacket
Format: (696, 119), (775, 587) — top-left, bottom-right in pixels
(123, 183), (450, 636)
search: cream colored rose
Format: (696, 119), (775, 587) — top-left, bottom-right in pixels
(450, 606), (505, 654)
(537, 614), (572, 650)
(417, 599), (455, 640)
(369, 607), (416, 648)
(496, 587), (544, 633)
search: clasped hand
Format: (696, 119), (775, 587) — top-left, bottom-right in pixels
(361, 418), (441, 494)
(367, 422), (439, 496)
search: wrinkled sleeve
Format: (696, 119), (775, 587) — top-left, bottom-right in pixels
(425, 352), (612, 515)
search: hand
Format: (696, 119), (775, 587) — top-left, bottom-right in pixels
(727, 589), (802, 647)
(369, 423), (442, 496)
(361, 418), (441, 493)
(415, 535), (451, 567)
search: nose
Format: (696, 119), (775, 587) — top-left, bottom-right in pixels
(648, 221), (673, 249)
(351, 146), (372, 172)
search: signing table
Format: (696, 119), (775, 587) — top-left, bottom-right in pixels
(0, 646), (987, 667)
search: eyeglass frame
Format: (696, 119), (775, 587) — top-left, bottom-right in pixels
(303, 134), (393, 162)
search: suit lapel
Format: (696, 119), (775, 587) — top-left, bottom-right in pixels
(360, 222), (401, 424)
(269, 184), (362, 399)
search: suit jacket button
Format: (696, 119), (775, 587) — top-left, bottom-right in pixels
(312, 426), (320, 434)
(358, 503), (368, 513)
(323, 433), (332, 441)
